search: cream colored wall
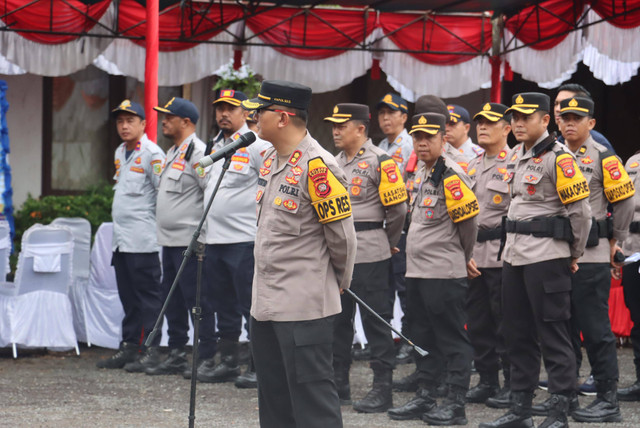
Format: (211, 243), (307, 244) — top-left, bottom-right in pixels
(2, 74), (43, 210)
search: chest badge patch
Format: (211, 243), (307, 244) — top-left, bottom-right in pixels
(425, 208), (434, 219)
(581, 156), (593, 164)
(493, 194), (503, 204)
(351, 186), (361, 196)
(358, 161), (369, 169)
(527, 184), (536, 195)
(532, 157), (543, 164)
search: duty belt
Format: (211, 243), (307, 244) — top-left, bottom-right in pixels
(477, 227), (502, 243)
(631, 221), (640, 234)
(354, 221), (384, 232)
(586, 217), (613, 247)
(497, 216), (573, 261)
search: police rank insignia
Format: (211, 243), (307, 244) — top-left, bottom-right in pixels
(602, 155), (635, 203)
(134, 157), (141, 164)
(379, 158), (408, 206)
(443, 174), (479, 223)
(285, 166), (303, 185)
(308, 157), (352, 224)
(288, 150), (302, 166)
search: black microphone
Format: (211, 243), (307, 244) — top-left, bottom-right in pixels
(197, 132), (257, 167)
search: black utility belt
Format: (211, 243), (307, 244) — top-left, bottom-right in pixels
(477, 227), (502, 243)
(631, 221), (640, 234)
(354, 221), (384, 232)
(586, 217), (612, 247)
(504, 216), (574, 243)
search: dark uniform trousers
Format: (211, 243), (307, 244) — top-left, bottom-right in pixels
(406, 277), (472, 389)
(205, 242), (254, 341)
(112, 250), (163, 346)
(623, 260), (640, 378)
(334, 259), (396, 369)
(162, 246), (217, 359)
(389, 233), (408, 333)
(467, 268), (507, 374)
(570, 263), (618, 381)
(502, 259), (576, 394)
(251, 316), (343, 428)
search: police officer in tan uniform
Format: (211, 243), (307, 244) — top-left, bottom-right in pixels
(480, 93), (592, 428)
(325, 103), (407, 413)
(445, 104), (485, 164)
(618, 150), (640, 402)
(388, 113), (477, 426)
(552, 96), (634, 423)
(241, 81), (357, 428)
(464, 103), (512, 407)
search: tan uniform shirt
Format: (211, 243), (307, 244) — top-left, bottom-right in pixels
(406, 155), (478, 279)
(571, 137), (635, 263)
(623, 153), (640, 255)
(156, 133), (208, 247)
(251, 132), (357, 322)
(336, 139), (407, 264)
(467, 146), (511, 269)
(444, 143), (472, 174)
(502, 132), (592, 266)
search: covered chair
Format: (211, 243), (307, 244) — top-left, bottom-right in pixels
(0, 220), (11, 281)
(83, 222), (124, 349)
(0, 224), (78, 357)
(51, 217), (92, 344)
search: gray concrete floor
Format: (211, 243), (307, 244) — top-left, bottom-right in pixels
(1, 344), (640, 427)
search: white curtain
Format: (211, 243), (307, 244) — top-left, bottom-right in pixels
(0, 4), (115, 77)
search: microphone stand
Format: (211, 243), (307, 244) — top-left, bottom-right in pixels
(145, 153), (234, 428)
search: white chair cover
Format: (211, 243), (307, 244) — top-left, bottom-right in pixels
(353, 291), (405, 347)
(83, 222), (124, 349)
(51, 218), (92, 344)
(0, 220), (11, 282)
(0, 224), (78, 356)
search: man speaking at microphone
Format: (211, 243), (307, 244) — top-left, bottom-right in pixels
(196, 89), (271, 387)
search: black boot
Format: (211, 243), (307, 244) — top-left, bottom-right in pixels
(184, 357), (215, 379)
(487, 366), (511, 409)
(479, 391), (534, 428)
(467, 372), (500, 403)
(532, 392), (579, 416)
(235, 356), (257, 389)
(388, 385), (436, 420)
(422, 385), (468, 426)
(618, 380), (640, 402)
(96, 342), (138, 369)
(145, 347), (188, 375)
(123, 346), (163, 373)
(392, 368), (419, 392)
(396, 343), (414, 365)
(333, 361), (351, 405)
(571, 379), (622, 423)
(353, 361), (392, 413)
(538, 394), (570, 428)
(197, 339), (241, 383)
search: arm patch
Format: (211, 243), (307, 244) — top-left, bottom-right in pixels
(443, 173), (479, 223)
(601, 155), (635, 203)
(378, 158), (408, 206)
(308, 157), (352, 224)
(555, 153), (590, 204)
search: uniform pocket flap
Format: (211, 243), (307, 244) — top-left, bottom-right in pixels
(522, 174), (542, 185)
(486, 180), (509, 194)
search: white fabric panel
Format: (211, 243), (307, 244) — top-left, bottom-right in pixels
(84, 222), (123, 349)
(585, 9), (640, 63)
(0, 220), (11, 281)
(0, 5), (115, 77)
(0, 53), (25, 75)
(97, 35), (235, 86)
(379, 36), (491, 100)
(504, 29), (584, 88)
(243, 29), (372, 94)
(352, 291), (404, 346)
(582, 43), (640, 85)
(8, 290), (77, 349)
(51, 218), (92, 343)
(0, 224), (78, 353)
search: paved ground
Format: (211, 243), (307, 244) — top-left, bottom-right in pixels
(1, 344), (640, 427)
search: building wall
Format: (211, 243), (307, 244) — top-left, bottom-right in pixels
(2, 74), (43, 210)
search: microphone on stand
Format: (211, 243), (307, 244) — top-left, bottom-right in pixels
(197, 132), (257, 167)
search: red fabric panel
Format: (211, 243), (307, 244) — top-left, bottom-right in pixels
(590, 0), (640, 28)
(504, 0), (584, 50)
(379, 13), (492, 65)
(118, 0), (243, 52)
(609, 276), (633, 337)
(0, 0), (111, 44)
(145, 0), (158, 142)
(245, 7), (376, 60)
